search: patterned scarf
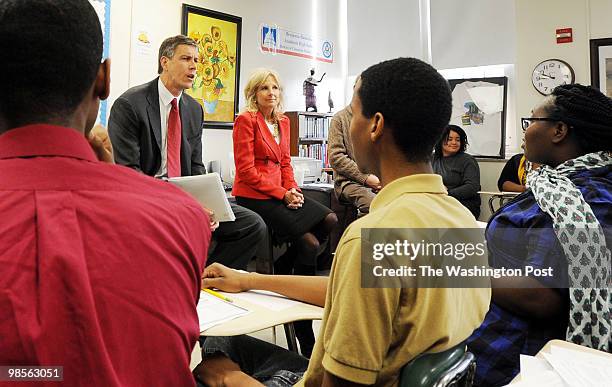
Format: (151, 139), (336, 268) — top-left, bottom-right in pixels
(527, 151), (612, 350)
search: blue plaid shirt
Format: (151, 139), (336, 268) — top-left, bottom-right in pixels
(467, 165), (612, 387)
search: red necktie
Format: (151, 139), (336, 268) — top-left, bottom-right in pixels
(167, 98), (182, 177)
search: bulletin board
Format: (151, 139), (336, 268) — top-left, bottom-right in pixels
(447, 77), (508, 159)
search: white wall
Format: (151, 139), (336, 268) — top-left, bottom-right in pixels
(588, 0), (612, 39)
(108, 0), (345, 180)
(514, 0), (591, 135)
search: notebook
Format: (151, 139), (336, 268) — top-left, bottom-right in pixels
(197, 290), (249, 331)
(168, 173), (236, 222)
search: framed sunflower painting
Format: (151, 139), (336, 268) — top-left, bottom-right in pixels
(182, 5), (241, 129)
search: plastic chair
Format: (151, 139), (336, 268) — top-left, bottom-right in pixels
(399, 342), (476, 387)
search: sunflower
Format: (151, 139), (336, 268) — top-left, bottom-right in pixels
(197, 61), (214, 82)
(203, 41), (214, 60)
(214, 41), (228, 58)
(188, 31), (202, 44)
(211, 26), (221, 41)
(219, 61), (229, 77)
(198, 50), (207, 65)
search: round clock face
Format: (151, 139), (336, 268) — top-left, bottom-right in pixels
(532, 59), (575, 95)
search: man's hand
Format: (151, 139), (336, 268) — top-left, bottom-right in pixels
(202, 263), (252, 293)
(88, 124), (114, 163)
(193, 355), (263, 387)
(202, 207), (220, 232)
(365, 174), (382, 192)
(283, 188), (304, 209)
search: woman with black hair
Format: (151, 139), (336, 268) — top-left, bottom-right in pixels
(433, 125), (481, 218)
(467, 84), (612, 386)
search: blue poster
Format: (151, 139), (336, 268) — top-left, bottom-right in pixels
(90, 0), (111, 126)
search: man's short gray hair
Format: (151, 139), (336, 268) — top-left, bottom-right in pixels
(158, 35), (197, 74)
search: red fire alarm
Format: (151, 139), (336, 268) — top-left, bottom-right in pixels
(556, 28), (573, 44)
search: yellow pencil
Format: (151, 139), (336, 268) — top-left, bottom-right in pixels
(203, 288), (234, 303)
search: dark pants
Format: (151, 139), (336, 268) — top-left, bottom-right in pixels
(206, 202), (267, 270)
(201, 335), (309, 387)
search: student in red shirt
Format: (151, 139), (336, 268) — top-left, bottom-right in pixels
(0, 1), (211, 386)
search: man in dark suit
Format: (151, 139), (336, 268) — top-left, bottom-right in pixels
(109, 35), (266, 270)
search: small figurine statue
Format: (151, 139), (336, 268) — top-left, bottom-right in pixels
(303, 68), (326, 112)
(328, 91), (334, 113)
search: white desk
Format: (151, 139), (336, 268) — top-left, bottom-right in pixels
(200, 290), (324, 352)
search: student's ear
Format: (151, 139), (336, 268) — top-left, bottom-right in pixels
(370, 112), (384, 143)
(95, 59), (111, 101)
(551, 121), (570, 144)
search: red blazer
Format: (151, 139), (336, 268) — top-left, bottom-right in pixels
(232, 111), (299, 200)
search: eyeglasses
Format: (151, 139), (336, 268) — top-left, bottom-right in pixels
(521, 117), (558, 131)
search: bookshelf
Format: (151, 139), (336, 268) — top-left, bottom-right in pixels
(285, 111), (334, 168)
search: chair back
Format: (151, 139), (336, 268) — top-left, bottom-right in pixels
(398, 342), (475, 387)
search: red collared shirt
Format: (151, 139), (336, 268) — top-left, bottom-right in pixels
(0, 125), (210, 386)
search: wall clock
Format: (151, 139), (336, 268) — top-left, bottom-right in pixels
(531, 59), (575, 95)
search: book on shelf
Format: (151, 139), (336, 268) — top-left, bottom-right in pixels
(297, 114), (331, 139)
(298, 143), (330, 168)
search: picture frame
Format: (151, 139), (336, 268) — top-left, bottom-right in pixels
(589, 38), (612, 98)
(182, 5), (242, 129)
(447, 77), (508, 159)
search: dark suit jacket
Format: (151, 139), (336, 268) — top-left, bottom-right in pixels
(108, 78), (206, 177)
(232, 111), (298, 200)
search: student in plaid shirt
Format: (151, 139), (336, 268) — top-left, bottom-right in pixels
(467, 84), (612, 386)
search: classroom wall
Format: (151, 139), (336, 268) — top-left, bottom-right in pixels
(475, 0), (612, 222)
(588, 0), (612, 39)
(514, 0), (591, 139)
(108, 0), (611, 192)
(108, 0), (345, 180)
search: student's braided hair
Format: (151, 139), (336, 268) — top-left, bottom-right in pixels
(544, 84), (612, 153)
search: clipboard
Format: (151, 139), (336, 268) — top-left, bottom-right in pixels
(168, 173), (236, 222)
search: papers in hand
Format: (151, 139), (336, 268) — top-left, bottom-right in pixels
(197, 290), (249, 331)
(168, 173), (235, 222)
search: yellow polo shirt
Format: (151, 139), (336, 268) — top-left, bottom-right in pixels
(296, 174), (491, 387)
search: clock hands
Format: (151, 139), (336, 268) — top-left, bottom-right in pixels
(538, 71), (556, 80)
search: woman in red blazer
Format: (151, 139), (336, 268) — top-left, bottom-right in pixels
(232, 68), (337, 356)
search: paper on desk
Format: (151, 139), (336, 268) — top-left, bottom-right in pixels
(197, 291), (250, 331)
(503, 370), (567, 387)
(519, 355), (552, 378)
(226, 289), (306, 312)
(542, 345), (612, 387)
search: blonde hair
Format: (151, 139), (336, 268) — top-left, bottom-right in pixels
(243, 68), (284, 119)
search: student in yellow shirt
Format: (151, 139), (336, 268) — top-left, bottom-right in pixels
(194, 57), (490, 387)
